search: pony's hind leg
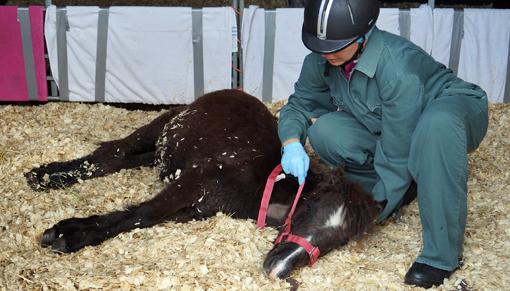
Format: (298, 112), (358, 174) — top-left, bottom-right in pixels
(26, 108), (185, 191)
(41, 207), (197, 253)
(40, 167), (211, 253)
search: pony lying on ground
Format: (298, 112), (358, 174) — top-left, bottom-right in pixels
(26, 89), (413, 280)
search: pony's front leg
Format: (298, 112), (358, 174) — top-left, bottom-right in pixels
(25, 110), (180, 191)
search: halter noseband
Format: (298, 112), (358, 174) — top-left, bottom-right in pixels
(257, 164), (320, 267)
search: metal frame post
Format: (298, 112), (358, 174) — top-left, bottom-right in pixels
(232, 0), (239, 89)
(238, 0), (244, 90)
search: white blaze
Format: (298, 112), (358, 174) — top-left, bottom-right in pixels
(268, 248), (302, 280)
(325, 205), (345, 228)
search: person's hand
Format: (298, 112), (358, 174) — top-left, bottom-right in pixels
(281, 142), (310, 185)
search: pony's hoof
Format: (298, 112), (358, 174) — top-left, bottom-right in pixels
(50, 238), (69, 253)
(25, 170), (47, 192)
(41, 226), (58, 246)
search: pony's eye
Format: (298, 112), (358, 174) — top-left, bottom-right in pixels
(332, 238), (348, 247)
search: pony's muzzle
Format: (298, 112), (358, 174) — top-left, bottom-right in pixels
(263, 255), (293, 280)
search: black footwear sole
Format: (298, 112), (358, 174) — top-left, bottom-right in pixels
(404, 275), (444, 289)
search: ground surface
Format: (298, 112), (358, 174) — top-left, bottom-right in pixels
(0, 100), (508, 290)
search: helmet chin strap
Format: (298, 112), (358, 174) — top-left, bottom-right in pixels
(324, 36), (366, 77)
(340, 36), (365, 67)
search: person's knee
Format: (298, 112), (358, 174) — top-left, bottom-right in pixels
(308, 117), (331, 148)
(409, 105), (466, 179)
(309, 120), (369, 167)
(308, 117), (352, 155)
(417, 105), (462, 141)
(308, 119), (338, 166)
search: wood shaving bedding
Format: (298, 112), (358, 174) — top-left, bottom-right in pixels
(0, 101), (508, 290)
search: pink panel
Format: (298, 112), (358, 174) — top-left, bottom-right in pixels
(0, 6), (47, 101)
(0, 6), (28, 101)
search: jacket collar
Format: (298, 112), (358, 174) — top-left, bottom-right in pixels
(354, 26), (384, 78)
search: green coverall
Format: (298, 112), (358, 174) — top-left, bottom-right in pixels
(277, 27), (489, 271)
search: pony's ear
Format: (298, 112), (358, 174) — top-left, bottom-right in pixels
(375, 199), (388, 214)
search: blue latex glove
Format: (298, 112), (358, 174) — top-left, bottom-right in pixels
(281, 142), (310, 185)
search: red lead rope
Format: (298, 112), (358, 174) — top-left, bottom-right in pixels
(257, 164), (284, 229)
(257, 164), (320, 267)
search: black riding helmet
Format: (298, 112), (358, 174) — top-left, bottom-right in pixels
(302, 0), (380, 54)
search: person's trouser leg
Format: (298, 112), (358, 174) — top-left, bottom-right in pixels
(408, 95), (488, 270)
(308, 110), (380, 193)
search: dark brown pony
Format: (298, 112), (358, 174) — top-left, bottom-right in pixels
(26, 89), (409, 279)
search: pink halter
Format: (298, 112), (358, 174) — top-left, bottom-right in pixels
(257, 164), (320, 267)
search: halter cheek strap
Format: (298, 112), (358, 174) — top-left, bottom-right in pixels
(273, 220), (321, 267)
(257, 164), (320, 268)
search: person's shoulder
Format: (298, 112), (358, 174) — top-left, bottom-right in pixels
(303, 51), (324, 63)
(375, 29), (439, 74)
(376, 29), (416, 52)
(302, 52), (328, 74)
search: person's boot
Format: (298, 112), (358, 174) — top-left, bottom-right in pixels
(404, 262), (456, 289)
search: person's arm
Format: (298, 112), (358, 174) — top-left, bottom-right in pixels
(283, 139), (300, 147)
(278, 54), (336, 184)
(278, 54), (337, 146)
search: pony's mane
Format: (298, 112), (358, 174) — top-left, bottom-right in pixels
(317, 165), (379, 241)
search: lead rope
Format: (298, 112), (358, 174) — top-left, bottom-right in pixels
(257, 164), (284, 229)
(257, 164), (320, 267)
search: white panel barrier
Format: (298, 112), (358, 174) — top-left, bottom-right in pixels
(242, 5), (510, 103)
(202, 7), (239, 95)
(42, 5), (510, 104)
(458, 9), (510, 103)
(240, 5), (266, 100)
(431, 8), (454, 66)
(44, 5), (237, 104)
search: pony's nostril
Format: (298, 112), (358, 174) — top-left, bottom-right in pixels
(263, 255), (279, 274)
(277, 267), (292, 280)
(266, 256), (278, 267)
(264, 255), (293, 280)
